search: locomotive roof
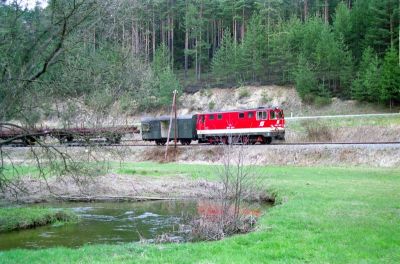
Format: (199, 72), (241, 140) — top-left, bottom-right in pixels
(198, 106), (282, 115)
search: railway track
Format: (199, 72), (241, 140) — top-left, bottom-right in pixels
(3, 140), (400, 148)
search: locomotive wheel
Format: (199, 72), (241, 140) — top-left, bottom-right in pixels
(241, 136), (250, 145)
(262, 137), (272, 145)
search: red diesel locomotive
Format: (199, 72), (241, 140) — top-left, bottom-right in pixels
(196, 107), (285, 144)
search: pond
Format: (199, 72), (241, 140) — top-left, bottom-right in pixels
(0, 200), (269, 251)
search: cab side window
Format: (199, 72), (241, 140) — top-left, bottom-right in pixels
(248, 112), (254, 118)
(239, 113), (245, 118)
(209, 114), (215, 120)
(257, 111), (267, 120)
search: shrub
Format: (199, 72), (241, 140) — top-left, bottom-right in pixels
(238, 87), (250, 99)
(260, 90), (270, 105)
(301, 120), (332, 142)
(208, 101), (216, 110)
(314, 96), (332, 108)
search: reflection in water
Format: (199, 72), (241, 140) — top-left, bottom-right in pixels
(0, 200), (268, 251)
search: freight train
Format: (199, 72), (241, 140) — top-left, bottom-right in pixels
(141, 107), (285, 145)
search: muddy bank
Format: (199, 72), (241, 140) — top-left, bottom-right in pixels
(1, 174), (221, 203)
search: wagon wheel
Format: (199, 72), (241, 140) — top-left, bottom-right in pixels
(107, 134), (122, 144)
(22, 136), (36, 146)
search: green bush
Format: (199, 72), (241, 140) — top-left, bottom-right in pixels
(260, 90), (270, 105)
(208, 101), (216, 110)
(314, 96), (332, 108)
(238, 87), (250, 99)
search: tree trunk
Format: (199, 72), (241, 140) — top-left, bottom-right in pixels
(131, 19), (136, 54)
(152, 6), (156, 61)
(316, 0), (320, 17)
(304, 0), (308, 21)
(171, 15), (174, 69)
(161, 21), (164, 45)
(198, 1), (203, 80)
(324, 0), (329, 24)
(241, 5), (245, 40)
(185, 27), (189, 79)
(122, 23), (125, 49)
(93, 27), (96, 54)
(195, 37), (198, 80)
(135, 20), (139, 54)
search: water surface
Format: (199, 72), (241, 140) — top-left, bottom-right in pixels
(0, 200), (197, 250)
(0, 200), (268, 251)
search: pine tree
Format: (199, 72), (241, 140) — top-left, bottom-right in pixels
(380, 48), (400, 108)
(152, 44), (181, 106)
(294, 55), (318, 103)
(211, 29), (236, 82)
(351, 47), (381, 102)
(333, 2), (351, 44)
(239, 15), (266, 81)
(365, 0), (399, 56)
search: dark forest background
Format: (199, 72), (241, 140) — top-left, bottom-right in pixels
(1, 0), (399, 124)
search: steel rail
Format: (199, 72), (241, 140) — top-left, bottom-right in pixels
(3, 141), (400, 148)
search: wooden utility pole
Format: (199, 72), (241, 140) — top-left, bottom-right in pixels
(174, 90), (177, 149)
(165, 90), (178, 160)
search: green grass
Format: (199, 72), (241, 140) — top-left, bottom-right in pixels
(1, 164), (399, 263)
(115, 162), (217, 180)
(0, 207), (78, 233)
(287, 115), (400, 132)
(0, 165), (41, 180)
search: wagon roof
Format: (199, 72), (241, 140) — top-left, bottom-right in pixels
(141, 115), (193, 122)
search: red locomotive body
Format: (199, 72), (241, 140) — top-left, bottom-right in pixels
(196, 107), (285, 144)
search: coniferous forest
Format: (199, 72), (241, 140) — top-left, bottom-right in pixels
(1, 0), (399, 124)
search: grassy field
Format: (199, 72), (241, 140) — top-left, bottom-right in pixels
(286, 114), (400, 132)
(0, 207), (77, 233)
(1, 163), (399, 263)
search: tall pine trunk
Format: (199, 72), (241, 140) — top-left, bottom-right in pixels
(152, 6), (156, 61)
(185, 28), (189, 79)
(324, 0), (329, 24)
(304, 0), (308, 21)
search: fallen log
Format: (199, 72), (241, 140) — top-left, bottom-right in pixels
(52, 195), (181, 202)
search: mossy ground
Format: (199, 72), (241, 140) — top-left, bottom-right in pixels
(0, 207), (78, 233)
